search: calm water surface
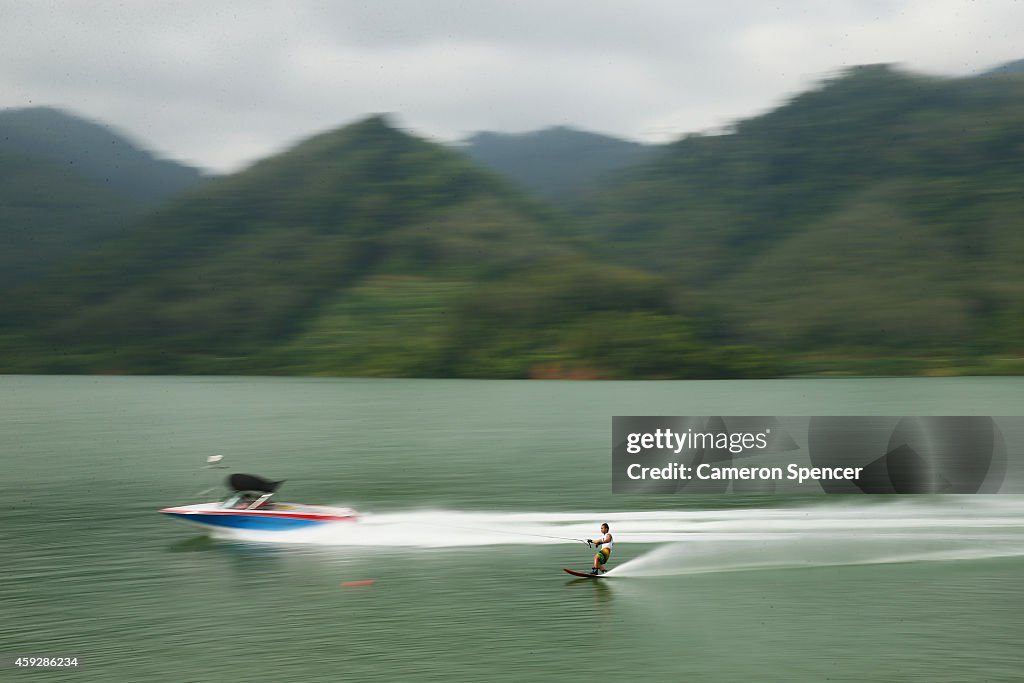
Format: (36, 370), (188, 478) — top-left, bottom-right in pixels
(2, 376), (1023, 681)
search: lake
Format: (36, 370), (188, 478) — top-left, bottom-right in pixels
(3, 376), (1023, 681)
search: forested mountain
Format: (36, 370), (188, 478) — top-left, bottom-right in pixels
(0, 150), (130, 287)
(581, 64), (1024, 362)
(2, 115), (762, 378)
(461, 126), (659, 205)
(0, 108), (207, 287)
(0, 107), (205, 204)
(979, 58), (1024, 76)
(5, 63), (1024, 377)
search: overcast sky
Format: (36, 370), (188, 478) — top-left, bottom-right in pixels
(2, 1), (1021, 172)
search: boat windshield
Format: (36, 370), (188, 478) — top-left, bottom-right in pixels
(221, 492), (273, 510)
(222, 492), (254, 509)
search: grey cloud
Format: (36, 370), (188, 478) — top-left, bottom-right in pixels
(1, 0), (1021, 172)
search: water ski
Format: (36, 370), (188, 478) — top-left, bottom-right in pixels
(563, 568), (610, 579)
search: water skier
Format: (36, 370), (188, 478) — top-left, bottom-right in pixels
(587, 523), (613, 575)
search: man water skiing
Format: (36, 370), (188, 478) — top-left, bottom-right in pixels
(587, 523), (613, 574)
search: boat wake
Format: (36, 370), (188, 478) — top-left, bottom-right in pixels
(606, 497), (1024, 577)
(606, 530), (1024, 577)
(216, 497), (1024, 572)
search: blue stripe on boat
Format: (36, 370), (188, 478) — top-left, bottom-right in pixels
(165, 513), (324, 530)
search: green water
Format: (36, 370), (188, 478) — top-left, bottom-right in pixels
(3, 376), (1023, 681)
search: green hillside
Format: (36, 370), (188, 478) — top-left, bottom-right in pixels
(0, 150), (136, 287)
(461, 126), (658, 205)
(2, 116), (760, 378)
(0, 108), (208, 287)
(582, 65), (1024, 365)
(6, 64), (1024, 378)
(0, 107), (206, 205)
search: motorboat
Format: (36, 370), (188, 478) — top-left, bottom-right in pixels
(160, 473), (358, 532)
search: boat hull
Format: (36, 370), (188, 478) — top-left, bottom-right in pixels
(160, 503), (358, 532)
